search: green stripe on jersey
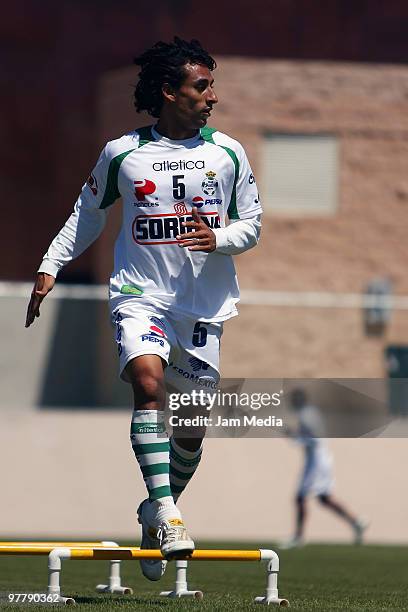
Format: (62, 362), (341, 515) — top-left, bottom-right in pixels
(137, 125), (154, 148)
(99, 126), (154, 210)
(200, 127), (240, 219)
(200, 126), (217, 142)
(100, 149), (135, 209)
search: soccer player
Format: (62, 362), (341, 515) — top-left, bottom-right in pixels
(281, 388), (367, 548)
(25, 38), (262, 579)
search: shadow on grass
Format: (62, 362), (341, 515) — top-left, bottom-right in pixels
(74, 595), (172, 606)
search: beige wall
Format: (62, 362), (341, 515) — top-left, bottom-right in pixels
(1, 404), (406, 543)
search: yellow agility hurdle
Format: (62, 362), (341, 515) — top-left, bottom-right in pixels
(44, 546), (289, 606)
(0, 541), (133, 603)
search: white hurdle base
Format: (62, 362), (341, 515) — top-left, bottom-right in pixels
(254, 558), (290, 607)
(160, 553), (289, 607)
(95, 558), (133, 595)
(48, 543), (133, 605)
(95, 541), (133, 595)
(160, 560), (203, 599)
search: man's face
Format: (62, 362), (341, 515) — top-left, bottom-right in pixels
(169, 63), (218, 129)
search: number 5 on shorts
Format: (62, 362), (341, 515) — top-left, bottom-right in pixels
(192, 322), (208, 347)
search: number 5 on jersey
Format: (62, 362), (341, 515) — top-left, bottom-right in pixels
(172, 175), (185, 200)
(192, 322), (208, 347)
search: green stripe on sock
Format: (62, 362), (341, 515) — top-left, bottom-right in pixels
(141, 463), (170, 478)
(149, 485), (173, 501)
(170, 466), (196, 481)
(133, 442), (170, 455)
(170, 446), (202, 468)
(170, 484), (185, 494)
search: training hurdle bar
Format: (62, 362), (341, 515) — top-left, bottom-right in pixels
(0, 541), (133, 604)
(46, 547), (289, 606)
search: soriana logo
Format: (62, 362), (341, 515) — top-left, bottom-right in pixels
(134, 179), (156, 201)
(132, 212), (220, 245)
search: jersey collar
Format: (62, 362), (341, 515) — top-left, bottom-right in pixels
(151, 126), (201, 148)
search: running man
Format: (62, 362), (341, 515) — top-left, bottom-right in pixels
(281, 388), (367, 548)
(25, 38), (262, 579)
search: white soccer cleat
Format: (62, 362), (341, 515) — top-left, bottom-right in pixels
(353, 518), (369, 545)
(137, 499), (167, 581)
(157, 518), (195, 560)
(278, 536), (304, 550)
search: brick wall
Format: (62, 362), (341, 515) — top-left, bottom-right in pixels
(95, 58), (408, 377)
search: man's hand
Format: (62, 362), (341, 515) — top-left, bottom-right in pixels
(176, 206), (216, 252)
(25, 272), (56, 328)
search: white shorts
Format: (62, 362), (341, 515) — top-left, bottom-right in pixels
(112, 302), (222, 393)
(297, 447), (334, 497)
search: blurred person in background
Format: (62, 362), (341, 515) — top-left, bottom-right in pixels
(25, 37), (262, 580)
(281, 388), (367, 548)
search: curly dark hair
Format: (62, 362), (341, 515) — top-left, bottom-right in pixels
(134, 37), (216, 118)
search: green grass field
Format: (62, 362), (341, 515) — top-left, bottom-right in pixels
(0, 543), (407, 610)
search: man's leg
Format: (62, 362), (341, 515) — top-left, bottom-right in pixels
(127, 354), (194, 565)
(317, 494), (367, 543)
(165, 362), (219, 503)
(166, 384), (208, 502)
(280, 493), (306, 549)
(317, 493), (356, 523)
(170, 434), (204, 503)
(295, 494), (307, 541)
(128, 355), (172, 503)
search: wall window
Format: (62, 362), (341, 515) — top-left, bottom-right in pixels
(260, 134), (338, 216)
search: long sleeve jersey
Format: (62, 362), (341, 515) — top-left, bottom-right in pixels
(39, 125), (262, 321)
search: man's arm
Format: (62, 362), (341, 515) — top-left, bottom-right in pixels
(25, 143), (115, 328)
(25, 272), (56, 327)
(214, 136), (262, 254)
(212, 215), (261, 255)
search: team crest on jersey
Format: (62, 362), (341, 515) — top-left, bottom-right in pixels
(174, 202), (188, 216)
(201, 171), (218, 196)
(87, 173), (98, 196)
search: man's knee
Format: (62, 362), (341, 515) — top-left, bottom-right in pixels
(136, 374), (165, 405)
(126, 356), (166, 409)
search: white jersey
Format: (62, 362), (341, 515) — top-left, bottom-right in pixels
(39, 125), (262, 322)
(295, 404), (333, 496)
